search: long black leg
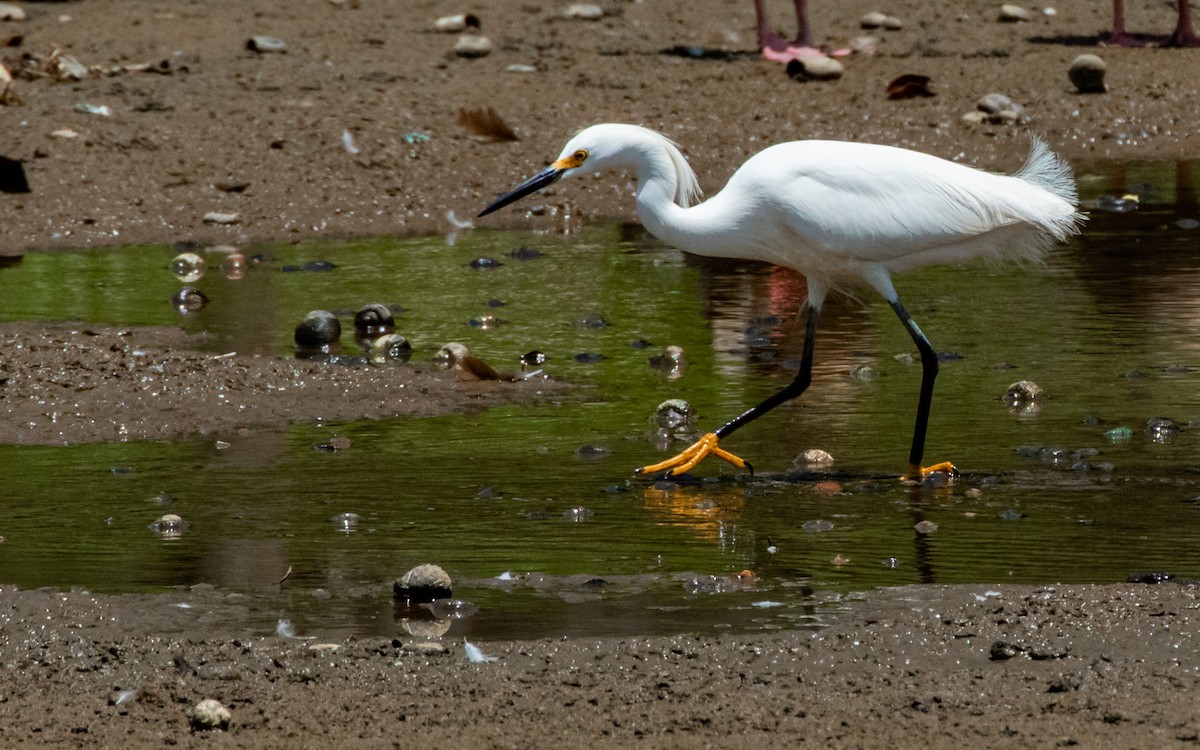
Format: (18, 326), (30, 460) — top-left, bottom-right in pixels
(714, 305), (819, 441)
(889, 299), (938, 473)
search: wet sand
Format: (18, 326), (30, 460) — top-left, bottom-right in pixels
(2, 0), (1200, 746)
(2, 581), (1198, 747)
(2, 0), (1198, 253)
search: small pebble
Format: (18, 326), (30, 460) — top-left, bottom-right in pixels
(848, 35), (879, 56)
(149, 514), (188, 536)
(171, 285), (208, 312)
(850, 364), (879, 381)
(564, 506), (594, 522)
(190, 699), (231, 731)
(975, 92), (1027, 124)
(394, 564), (453, 604)
(0, 2), (27, 21)
(509, 246), (544, 260)
(648, 345), (684, 370)
(454, 34), (493, 58)
(914, 520), (938, 534)
(220, 252), (246, 279)
(330, 512), (361, 531)
(655, 398), (694, 430)
(1004, 379), (1045, 406)
(860, 11), (888, 28)
(520, 350), (547, 367)
(786, 55), (844, 81)
(564, 3), (603, 20)
(369, 333), (412, 364)
(202, 211), (240, 225)
(55, 55), (88, 81)
(1069, 54), (1107, 94)
(793, 448), (834, 468)
(404, 641), (450, 655)
(294, 310), (341, 348)
(573, 315), (608, 329)
(170, 252), (205, 282)
(247, 35), (287, 53)
(998, 4), (1033, 22)
(434, 13), (480, 32)
(812, 481), (842, 497)
(353, 303), (395, 334)
(74, 102), (112, 117)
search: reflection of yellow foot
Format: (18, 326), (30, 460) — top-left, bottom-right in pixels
(636, 432), (750, 476)
(903, 461), (959, 482)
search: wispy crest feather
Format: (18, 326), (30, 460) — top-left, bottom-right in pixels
(643, 128), (703, 208)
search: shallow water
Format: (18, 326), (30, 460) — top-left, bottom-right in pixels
(1, 160), (1199, 640)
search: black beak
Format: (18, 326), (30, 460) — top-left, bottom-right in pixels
(479, 166), (564, 217)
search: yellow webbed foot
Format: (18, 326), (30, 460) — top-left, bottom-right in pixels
(636, 432), (751, 477)
(902, 460), (959, 483)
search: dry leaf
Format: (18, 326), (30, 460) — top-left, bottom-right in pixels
(457, 107), (519, 142)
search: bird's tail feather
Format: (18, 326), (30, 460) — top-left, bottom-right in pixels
(1016, 136), (1083, 239)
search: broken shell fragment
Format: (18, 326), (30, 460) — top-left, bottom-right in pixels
(54, 54), (88, 81)
(434, 13), (480, 32)
(247, 35), (287, 53)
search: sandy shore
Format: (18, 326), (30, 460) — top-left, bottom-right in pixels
(2, 0), (1198, 253)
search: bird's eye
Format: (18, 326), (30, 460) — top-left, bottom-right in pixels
(573, 149), (588, 164)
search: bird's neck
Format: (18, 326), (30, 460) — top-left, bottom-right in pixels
(633, 153), (711, 252)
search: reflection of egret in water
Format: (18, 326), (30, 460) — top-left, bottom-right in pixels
(904, 482), (958, 585)
(687, 259), (889, 449)
(640, 482), (747, 545)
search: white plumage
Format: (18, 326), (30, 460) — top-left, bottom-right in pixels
(480, 124), (1084, 479)
(549, 124), (1080, 306)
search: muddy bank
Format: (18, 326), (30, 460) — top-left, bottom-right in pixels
(0, 581), (1197, 748)
(1, 0), (1198, 253)
(0, 322), (559, 445)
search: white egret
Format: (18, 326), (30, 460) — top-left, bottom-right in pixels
(479, 124), (1083, 480)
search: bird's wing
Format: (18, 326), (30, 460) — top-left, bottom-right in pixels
(744, 141), (1064, 264)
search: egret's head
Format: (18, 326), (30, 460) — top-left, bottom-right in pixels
(479, 124), (700, 217)
(478, 136), (595, 218)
